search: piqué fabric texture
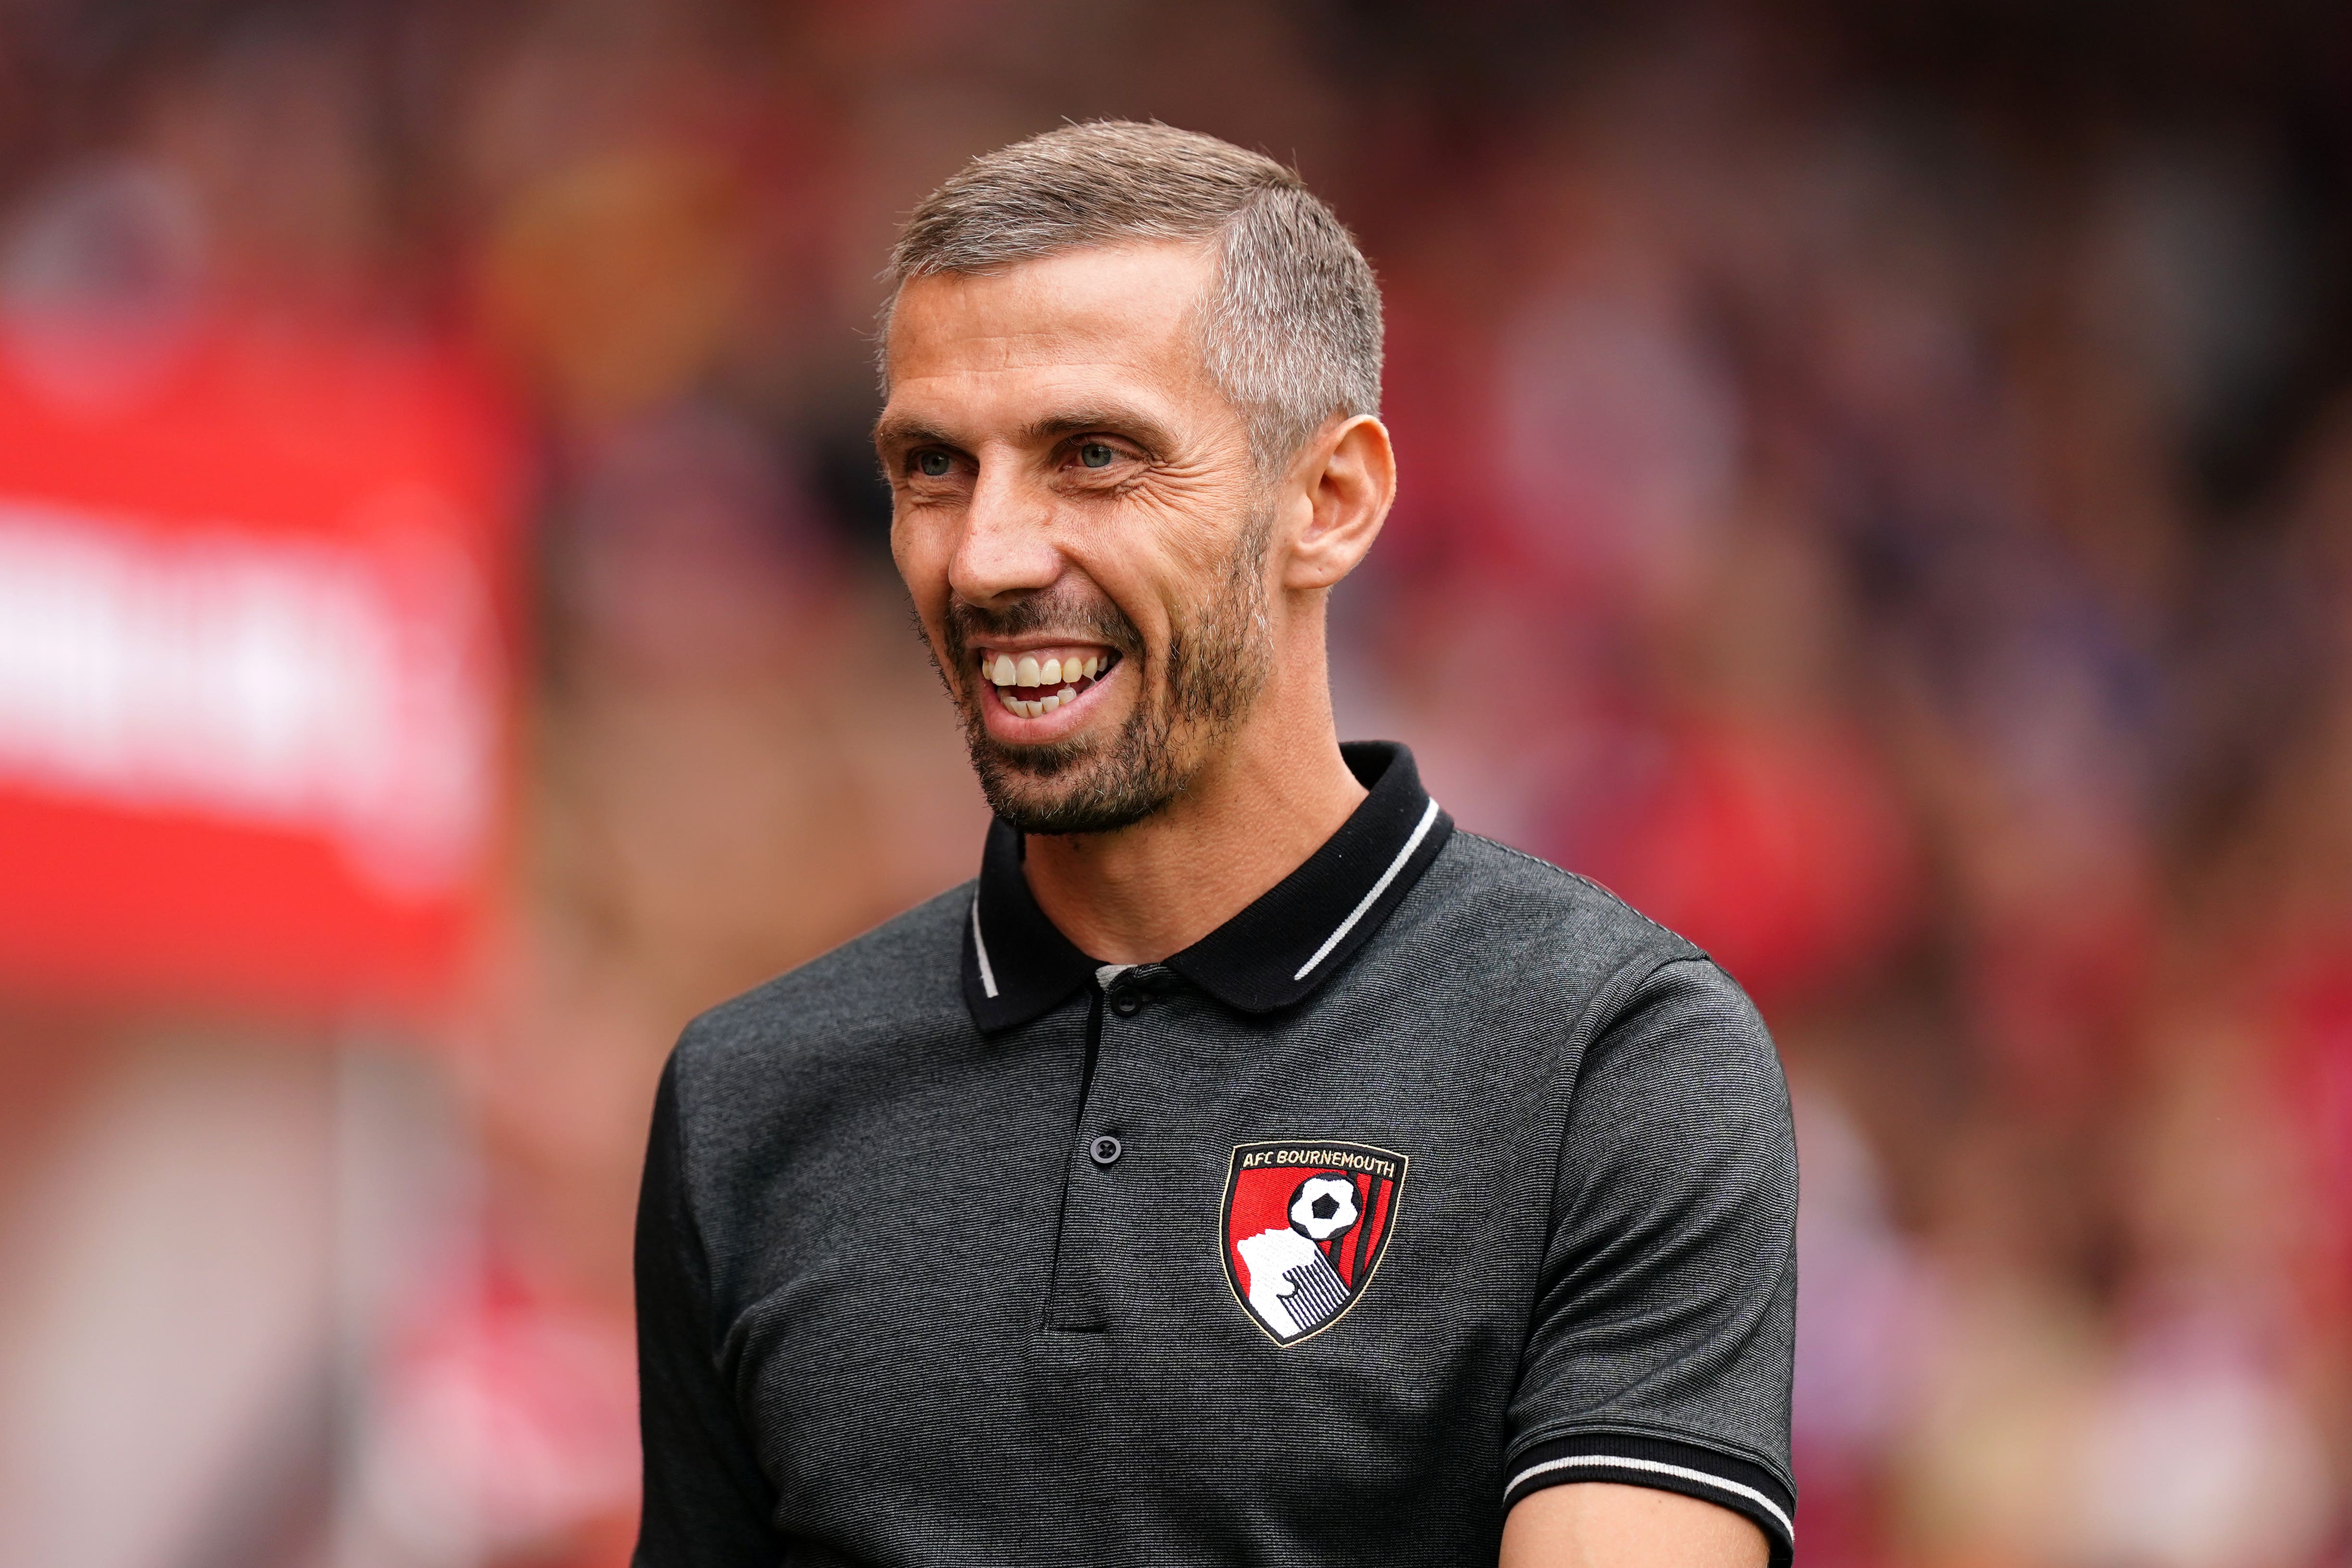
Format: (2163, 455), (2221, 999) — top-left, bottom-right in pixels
(634, 743), (1796, 1568)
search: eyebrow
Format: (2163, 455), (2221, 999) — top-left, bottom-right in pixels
(871, 415), (959, 452)
(872, 404), (1180, 458)
(1018, 406), (1176, 454)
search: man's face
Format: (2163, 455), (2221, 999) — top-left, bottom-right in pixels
(877, 242), (1274, 834)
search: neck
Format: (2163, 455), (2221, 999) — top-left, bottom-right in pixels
(1022, 636), (1366, 965)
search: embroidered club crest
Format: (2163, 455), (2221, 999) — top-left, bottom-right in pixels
(1220, 1139), (1407, 1343)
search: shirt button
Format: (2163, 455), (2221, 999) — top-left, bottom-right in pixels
(1110, 989), (1144, 1017)
(1089, 1135), (1123, 1166)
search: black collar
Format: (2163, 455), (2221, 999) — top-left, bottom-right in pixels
(962, 741), (1454, 1031)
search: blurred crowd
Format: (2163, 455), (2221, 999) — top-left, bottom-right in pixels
(2, 2), (2349, 1566)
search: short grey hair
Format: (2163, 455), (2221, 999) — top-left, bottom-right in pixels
(882, 121), (1382, 471)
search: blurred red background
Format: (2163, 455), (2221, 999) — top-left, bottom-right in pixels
(0, 319), (518, 1016)
(1, 3), (2348, 1566)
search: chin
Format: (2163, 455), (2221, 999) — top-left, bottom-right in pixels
(972, 754), (1168, 835)
(965, 711), (1192, 836)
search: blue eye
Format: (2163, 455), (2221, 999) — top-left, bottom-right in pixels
(917, 451), (952, 478)
(1080, 442), (1115, 469)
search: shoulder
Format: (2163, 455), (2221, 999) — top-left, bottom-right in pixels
(1391, 830), (1715, 1018)
(1432, 831), (1700, 948)
(667, 882), (973, 1109)
(1385, 833), (1784, 1108)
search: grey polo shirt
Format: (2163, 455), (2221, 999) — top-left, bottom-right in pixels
(634, 741), (1797, 1567)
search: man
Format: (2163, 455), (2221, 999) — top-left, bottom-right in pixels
(634, 122), (1796, 1568)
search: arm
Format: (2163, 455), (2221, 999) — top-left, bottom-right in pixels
(1502, 1482), (1769, 1568)
(633, 1053), (788, 1567)
(1502, 955), (1799, 1567)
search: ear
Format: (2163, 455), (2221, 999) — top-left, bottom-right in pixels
(1279, 415), (1397, 592)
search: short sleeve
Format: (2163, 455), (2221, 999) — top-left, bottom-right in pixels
(1503, 956), (1798, 1566)
(633, 1052), (789, 1568)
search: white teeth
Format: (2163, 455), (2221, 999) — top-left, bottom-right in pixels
(986, 651), (1109, 714)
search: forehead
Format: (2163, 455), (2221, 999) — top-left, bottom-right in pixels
(881, 241), (1219, 427)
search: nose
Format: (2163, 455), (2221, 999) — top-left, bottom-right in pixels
(949, 455), (1062, 607)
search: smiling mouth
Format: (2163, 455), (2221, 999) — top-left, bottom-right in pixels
(975, 646), (1121, 719)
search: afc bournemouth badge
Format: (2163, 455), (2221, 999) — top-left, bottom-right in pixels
(1220, 1139), (1407, 1344)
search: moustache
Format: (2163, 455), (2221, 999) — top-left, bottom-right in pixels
(944, 590), (1142, 662)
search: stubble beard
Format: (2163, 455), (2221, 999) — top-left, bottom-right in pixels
(931, 512), (1274, 835)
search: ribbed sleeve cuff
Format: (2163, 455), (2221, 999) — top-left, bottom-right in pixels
(1502, 1432), (1796, 1568)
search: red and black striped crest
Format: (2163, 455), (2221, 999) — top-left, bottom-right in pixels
(1220, 1139), (1407, 1344)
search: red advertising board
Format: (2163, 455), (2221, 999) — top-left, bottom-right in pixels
(0, 316), (521, 1019)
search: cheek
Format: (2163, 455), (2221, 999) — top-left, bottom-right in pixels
(1075, 509), (1238, 642)
(1133, 476), (1260, 576)
(890, 512), (952, 605)
(1117, 526), (1254, 635)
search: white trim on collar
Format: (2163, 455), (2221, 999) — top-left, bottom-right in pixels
(1293, 797), (1442, 982)
(971, 895), (999, 999)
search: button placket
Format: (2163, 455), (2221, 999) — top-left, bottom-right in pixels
(1043, 972), (1152, 1330)
(1093, 979), (1142, 1164)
